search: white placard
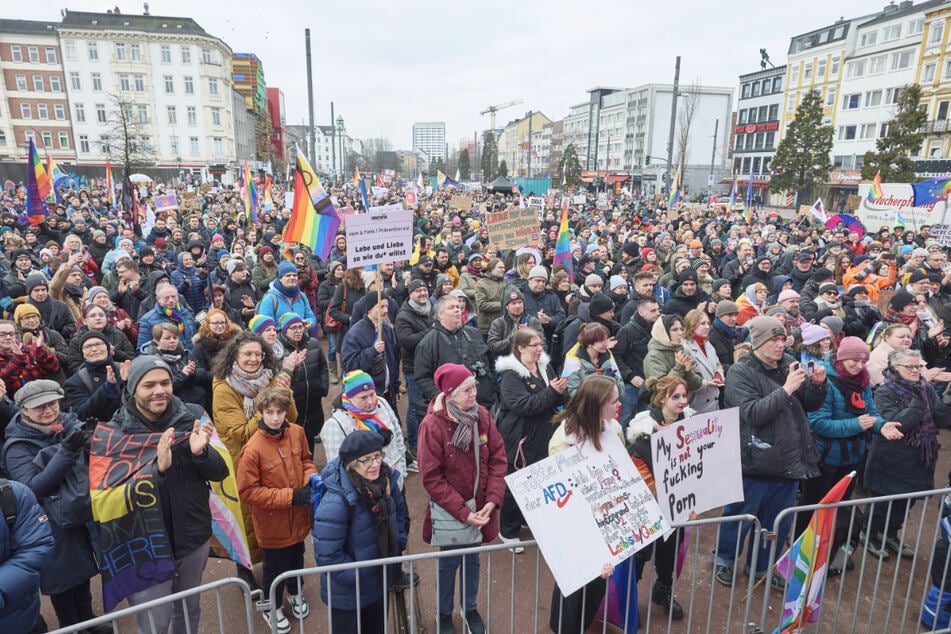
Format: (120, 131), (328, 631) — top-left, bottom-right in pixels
(650, 408), (743, 524)
(931, 224), (951, 247)
(346, 207), (414, 267)
(371, 186), (388, 199)
(506, 431), (669, 596)
(573, 195), (586, 205)
(528, 196), (545, 209)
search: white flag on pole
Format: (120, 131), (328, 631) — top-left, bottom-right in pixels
(810, 198), (828, 223)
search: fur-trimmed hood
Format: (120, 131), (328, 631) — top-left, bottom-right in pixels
(494, 352), (552, 386)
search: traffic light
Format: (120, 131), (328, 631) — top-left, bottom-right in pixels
(645, 156), (651, 166)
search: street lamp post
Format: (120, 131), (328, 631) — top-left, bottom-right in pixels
(665, 55), (681, 195)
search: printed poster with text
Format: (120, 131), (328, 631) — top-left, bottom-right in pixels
(506, 432), (669, 596)
(650, 407), (743, 523)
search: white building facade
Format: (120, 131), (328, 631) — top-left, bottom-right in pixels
(412, 121), (445, 163)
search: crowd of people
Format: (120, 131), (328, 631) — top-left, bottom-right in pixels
(0, 177), (950, 634)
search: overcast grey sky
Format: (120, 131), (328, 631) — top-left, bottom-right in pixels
(20, 0), (881, 150)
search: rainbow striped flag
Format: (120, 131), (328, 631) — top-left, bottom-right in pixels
(868, 171), (884, 202)
(25, 139), (50, 225)
(773, 472), (854, 633)
(552, 198), (573, 280)
(667, 172), (680, 207)
(352, 168), (360, 188)
(105, 161), (116, 209)
(45, 154), (70, 202)
(262, 177), (274, 213)
(437, 170), (460, 189)
(243, 159), (259, 224)
(285, 149), (340, 260)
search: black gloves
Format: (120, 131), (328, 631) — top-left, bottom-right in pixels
(61, 427), (86, 452)
(291, 486), (311, 507)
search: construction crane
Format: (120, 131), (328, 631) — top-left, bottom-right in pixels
(480, 100), (524, 133)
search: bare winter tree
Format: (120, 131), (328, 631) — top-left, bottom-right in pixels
(98, 93), (156, 171)
(674, 80), (702, 182)
(360, 136), (394, 171)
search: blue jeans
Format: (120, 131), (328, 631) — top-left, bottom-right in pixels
(619, 384), (641, 431)
(713, 477), (798, 577)
(328, 330), (341, 362)
(438, 546), (480, 616)
(404, 373), (421, 450)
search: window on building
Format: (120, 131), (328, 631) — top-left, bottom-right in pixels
(213, 137), (223, 155)
(817, 59), (826, 79)
(765, 131), (775, 148)
(134, 75), (144, 92)
(925, 63), (938, 82)
(752, 157), (762, 174)
(130, 44), (141, 61)
(184, 76), (194, 94)
(738, 109), (747, 124)
(181, 46), (191, 64)
(15, 74), (26, 91)
(28, 47), (39, 63)
(870, 55), (887, 74)
(930, 140), (943, 157)
(910, 18), (924, 35)
(891, 50), (914, 70)
(840, 125), (857, 140)
(160, 45), (171, 63)
(20, 103), (31, 119)
(10, 45), (21, 62)
(186, 106), (197, 125)
(87, 42), (98, 61)
(122, 104), (133, 122)
(208, 78), (218, 96)
(91, 72), (102, 91)
(42, 48), (57, 65)
(860, 123), (876, 139)
(64, 40), (75, 60)
(846, 60), (866, 79)
(859, 31), (878, 47)
(748, 108), (757, 123)
(54, 104), (64, 120)
(137, 105), (148, 124)
(58, 131), (68, 148)
(189, 136), (199, 156)
(788, 92), (797, 111)
(834, 155), (854, 169)
(865, 90), (882, 107)
(885, 87), (902, 104)
(789, 65), (800, 85)
(754, 132), (765, 150)
(95, 103), (106, 123)
(772, 76), (782, 93)
(119, 74), (130, 92)
(170, 135), (179, 155)
(944, 59), (951, 79)
(752, 81), (761, 96)
(938, 101), (949, 120)
(745, 134), (755, 150)
(98, 135), (109, 154)
(201, 48), (212, 63)
(75, 103), (85, 122)
(69, 72), (80, 90)
(24, 130), (35, 144)
(211, 107), (221, 125)
(115, 43), (126, 60)
(167, 105), (177, 124)
(929, 22), (944, 45)
(768, 104), (779, 120)
(32, 75), (43, 92)
(879, 123), (889, 137)
(803, 62), (813, 81)
(78, 134), (89, 153)
(164, 76), (174, 93)
(37, 104), (48, 120)
(41, 131), (52, 148)
(49, 76), (61, 92)
(742, 157), (752, 173)
(0, 131), (7, 146)
(843, 93), (861, 109)
(735, 135), (743, 151)
(758, 105), (768, 121)
(831, 57), (840, 76)
(884, 25), (902, 41)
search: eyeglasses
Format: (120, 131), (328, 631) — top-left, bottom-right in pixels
(524, 342), (544, 349)
(355, 452), (384, 466)
(208, 321), (227, 327)
(81, 342), (107, 351)
(0, 332), (16, 338)
(895, 363), (926, 370)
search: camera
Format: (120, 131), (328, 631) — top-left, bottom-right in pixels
(470, 361), (489, 379)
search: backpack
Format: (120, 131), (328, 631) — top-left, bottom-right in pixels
(549, 315), (580, 372)
(0, 478), (15, 530)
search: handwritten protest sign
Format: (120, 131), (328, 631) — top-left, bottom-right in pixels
(484, 206), (541, 250)
(506, 432), (669, 596)
(573, 194), (586, 205)
(449, 194), (473, 211)
(931, 224), (951, 247)
(371, 186), (388, 199)
(650, 408), (743, 523)
(346, 206), (413, 267)
(528, 196), (545, 209)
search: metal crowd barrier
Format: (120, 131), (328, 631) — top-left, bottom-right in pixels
(48, 577), (260, 634)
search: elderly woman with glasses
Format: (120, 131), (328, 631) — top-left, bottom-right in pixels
(864, 348), (951, 559)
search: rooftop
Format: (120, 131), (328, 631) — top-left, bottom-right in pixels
(59, 10), (210, 36)
(0, 19), (59, 36)
(859, 0), (945, 28)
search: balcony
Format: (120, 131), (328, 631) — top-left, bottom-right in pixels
(922, 119), (950, 134)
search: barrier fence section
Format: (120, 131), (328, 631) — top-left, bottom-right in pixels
(47, 577), (260, 634)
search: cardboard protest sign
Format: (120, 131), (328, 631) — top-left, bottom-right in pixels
(573, 194), (586, 205)
(449, 194), (473, 211)
(346, 206), (413, 267)
(404, 191), (418, 207)
(506, 432), (669, 596)
(931, 224), (951, 247)
(484, 206), (541, 250)
(154, 194), (178, 212)
(528, 196), (545, 209)
(650, 408), (743, 523)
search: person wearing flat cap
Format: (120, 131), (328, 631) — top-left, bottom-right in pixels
(3, 380), (110, 633)
(314, 429), (409, 632)
(95, 356), (225, 634)
(417, 362), (506, 633)
(713, 316), (827, 590)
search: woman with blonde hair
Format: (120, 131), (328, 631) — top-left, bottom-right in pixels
(192, 308), (242, 375)
(682, 308), (725, 413)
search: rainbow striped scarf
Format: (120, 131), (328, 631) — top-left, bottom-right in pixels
(159, 304), (185, 334)
(341, 393), (389, 433)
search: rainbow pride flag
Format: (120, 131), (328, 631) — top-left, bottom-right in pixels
(105, 161), (116, 209)
(352, 168), (360, 188)
(667, 172), (680, 207)
(553, 199), (573, 280)
(773, 472), (854, 633)
(25, 140), (49, 225)
(868, 171), (884, 202)
(243, 159), (259, 224)
(46, 154), (71, 202)
(285, 150), (340, 260)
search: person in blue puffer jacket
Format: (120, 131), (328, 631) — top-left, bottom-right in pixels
(0, 478), (54, 633)
(803, 336), (902, 574)
(170, 251), (206, 315)
(313, 430), (408, 634)
(258, 260), (318, 337)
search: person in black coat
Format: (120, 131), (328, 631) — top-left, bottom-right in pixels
(393, 281), (434, 454)
(615, 296), (661, 426)
(842, 286), (882, 341)
(277, 313), (329, 452)
(65, 305), (135, 373)
(664, 268), (713, 318)
(141, 323), (210, 408)
(494, 328), (567, 543)
(341, 294), (401, 412)
(63, 331), (128, 424)
(25, 273), (76, 342)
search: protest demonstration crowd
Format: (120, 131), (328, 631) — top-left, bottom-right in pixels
(4, 160), (951, 634)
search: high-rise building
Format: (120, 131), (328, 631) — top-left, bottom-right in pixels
(0, 19), (73, 162)
(412, 122), (445, 165)
(265, 86), (286, 166)
(734, 65), (786, 202)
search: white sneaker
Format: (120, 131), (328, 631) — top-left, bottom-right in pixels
(499, 535), (525, 554)
(288, 593), (310, 619)
(263, 607), (291, 634)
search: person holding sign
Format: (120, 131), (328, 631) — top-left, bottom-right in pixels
(548, 374), (624, 634)
(418, 364), (507, 634)
(627, 376), (695, 621)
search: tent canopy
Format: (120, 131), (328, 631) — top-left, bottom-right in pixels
(489, 176), (514, 192)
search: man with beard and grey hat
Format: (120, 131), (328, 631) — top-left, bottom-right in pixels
(713, 316), (826, 591)
(487, 286), (544, 356)
(93, 356), (226, 634)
